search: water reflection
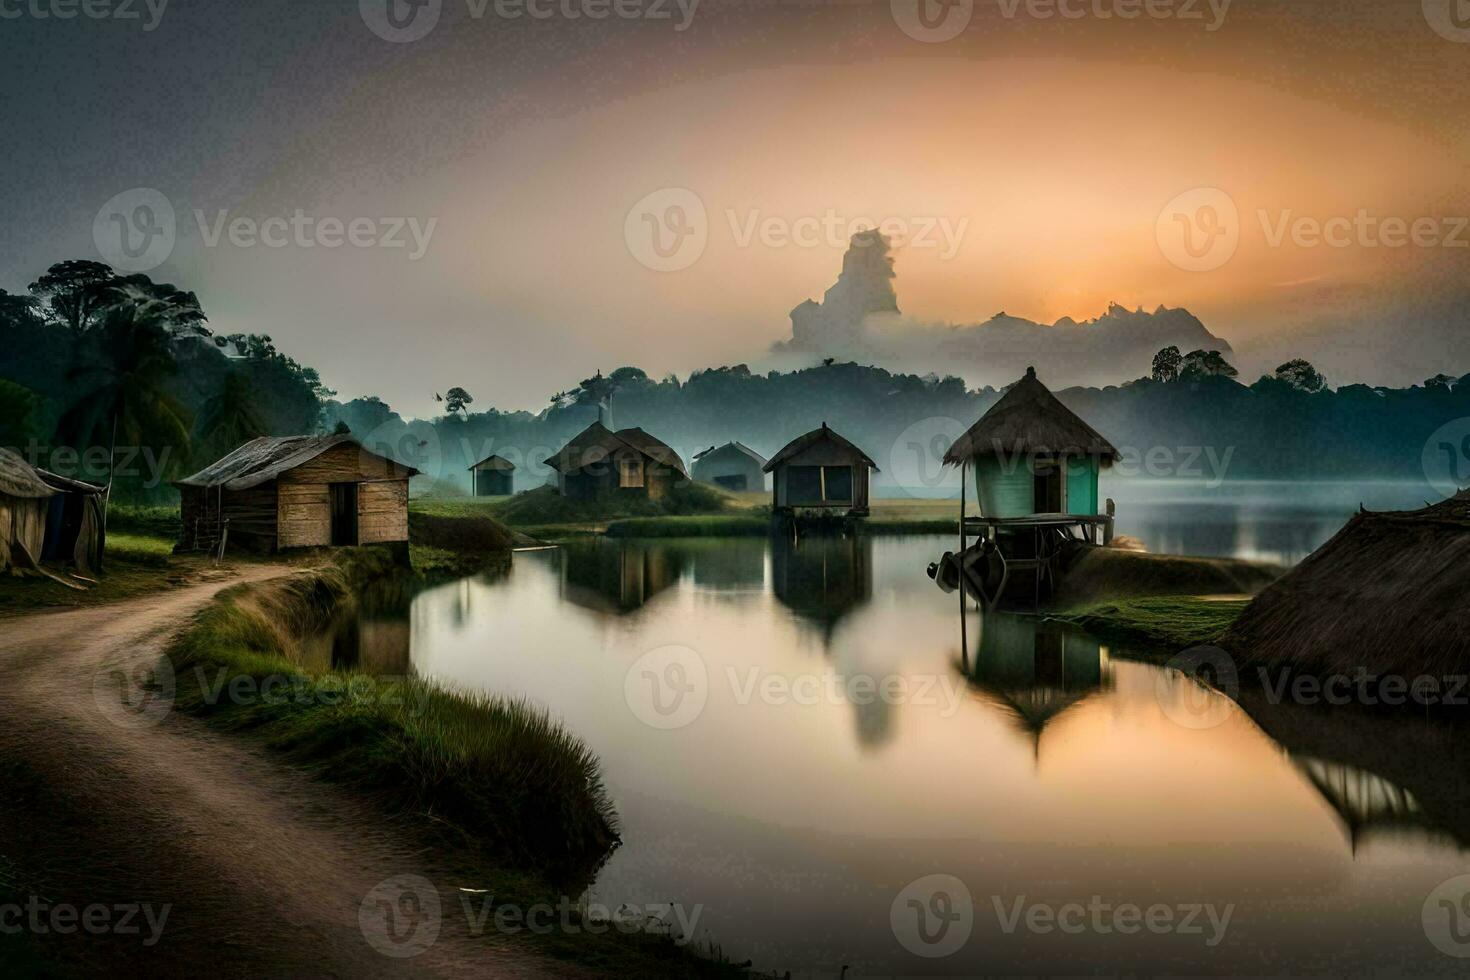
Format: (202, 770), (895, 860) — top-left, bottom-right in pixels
(299, 577), (415, 675)
(558, 538), (686, 616)
(770, 532), (872, 642)
(958, 613), (1113, 759)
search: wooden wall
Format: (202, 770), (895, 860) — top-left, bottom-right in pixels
(359, 481), (409, 544)
(772, 441), (871, 513)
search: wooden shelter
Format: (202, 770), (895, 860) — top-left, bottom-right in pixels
(939, 367), (1119, 607)
(763, 423), (877, 516)
(1220, 491), (1470, 677)
(0, 447), (57, 574)
(691, 441), (768, 492)
(543, 421), (687, 502)
(174, 435), (417, 555)
(468, 454), (515, 496)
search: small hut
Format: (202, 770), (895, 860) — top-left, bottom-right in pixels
(945, 367), (1118, 522)
(468, 454), (515, 496)
(0, 448), (56, 574)
(174, 435), (418, 555)
(543, 422), (687, 502)
(763, 423), (877, 516)
(1220, 492), (1470, 677)
(37, 468), (106, 574)
(691, 442), (768, 492)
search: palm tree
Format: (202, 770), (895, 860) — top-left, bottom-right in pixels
(57, 297), (191, 489)
(194, 369), (268, 463)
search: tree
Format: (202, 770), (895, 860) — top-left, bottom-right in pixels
(1425, 373), (1456, 390)
(0, 379), (42, 449)
(28, 260), (118, 334)
(194, 369), (268, 463)
(444, 386), (474, 416)
(1151, 346), (1182, 383)
(1179, 349), (1238, 380)
(1274, 358), (1328, 393)
(56, 297), (191, 487)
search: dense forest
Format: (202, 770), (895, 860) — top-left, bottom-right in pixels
(2, 259), (1467, 501)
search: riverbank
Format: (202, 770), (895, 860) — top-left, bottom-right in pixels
(1050, 595), (1251, 657)
(161, 548), (747, 976)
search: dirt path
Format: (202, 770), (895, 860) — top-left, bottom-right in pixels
(0, 568), (585, 978)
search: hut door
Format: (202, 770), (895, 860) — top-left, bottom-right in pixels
(1033, 465), (1063, 514)
(330, 483), (359, 546)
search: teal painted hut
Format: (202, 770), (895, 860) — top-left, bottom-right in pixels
(943, 367), (1118, 519)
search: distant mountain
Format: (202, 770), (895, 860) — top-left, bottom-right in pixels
(775, 231), (1232, 387)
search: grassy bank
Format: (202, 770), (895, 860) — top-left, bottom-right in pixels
(166, 548), (616, 879)
(165, 548), (747, 976)
(1051, 596), (1250, 657)
(0, 528), (207, 616)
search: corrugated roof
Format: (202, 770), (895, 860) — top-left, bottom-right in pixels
(0, 448), (56, 499)
(944, 367), (1118, 464)
(763, 424), (878, 473)
(175, 435), (418, 491)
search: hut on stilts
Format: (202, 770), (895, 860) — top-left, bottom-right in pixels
(934, 367), (1119, 608)
(763, 423), (877, 521)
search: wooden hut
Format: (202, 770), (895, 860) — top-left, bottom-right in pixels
(937, 367), (1119, 607)
(0, 447), (56, 574)
(37, 468), (106, 574)
(174, 435), (418, 555)
(543, 421), (687, 502)
(1220, 491), (1470, 678)
(945, 367), (1118, 522)
(763, 423), (877, 516)
(468, 454), (515, 496)
(691, 441), (768, 492)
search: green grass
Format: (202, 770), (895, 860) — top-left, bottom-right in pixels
(604, 515), (771, 538)
(0, 531), (198, 615)
(106, 531), (175, 567)
(1050, 596), (1251, 657)
(108, 502), (182, 537)
(477, 483), (734, 528)
(167, 548), (617, 880)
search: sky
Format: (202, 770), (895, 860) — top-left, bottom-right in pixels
(2, 0), (1468, 417)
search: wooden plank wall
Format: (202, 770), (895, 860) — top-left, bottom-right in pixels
(276, 445), (413, 547)
(359, 481), (408, 544)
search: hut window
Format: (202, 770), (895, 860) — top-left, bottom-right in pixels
(822, 466), (853, 502)
(787, 466), (823, 504)
(618, 456), (644, 488)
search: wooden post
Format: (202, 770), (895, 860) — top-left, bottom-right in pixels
(1104, 497), (1116, 546)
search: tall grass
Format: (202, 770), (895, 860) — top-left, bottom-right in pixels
(166, 549), (618, 880)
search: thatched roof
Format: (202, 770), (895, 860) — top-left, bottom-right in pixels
(0, 448), (55, 499)
(693, 441), (768, 468)
(944, 367), (1118, 464)
(1220, 493), (1470, 676)
(468, 453), (515, 472)
(762, 423), (878, 473)
(175, 435), (419, 491)
(543, 422), (688, 478)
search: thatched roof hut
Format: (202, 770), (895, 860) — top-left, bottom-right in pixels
(544, 421), (687, 502)
(944, 367), (1118, 519)
(0, 448), (55, 573)
(1220, 492), (1470, 676)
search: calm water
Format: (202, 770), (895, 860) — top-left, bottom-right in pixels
(355, 484), (1468, 975)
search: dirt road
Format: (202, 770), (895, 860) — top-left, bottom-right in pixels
(0, 569), (584, 978)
